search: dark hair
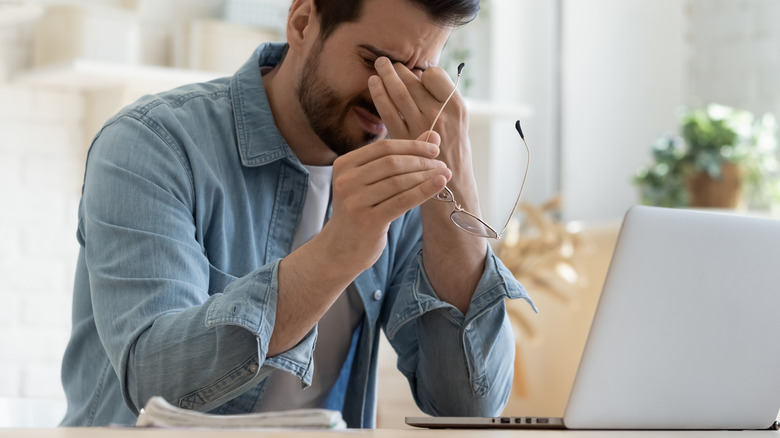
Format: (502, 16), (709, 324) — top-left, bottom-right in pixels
(313, 0), (480, 41)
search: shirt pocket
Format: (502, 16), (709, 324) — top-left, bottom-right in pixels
(207, 262), (238, 295)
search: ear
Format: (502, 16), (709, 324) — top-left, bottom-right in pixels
(287, 0), (318, 51)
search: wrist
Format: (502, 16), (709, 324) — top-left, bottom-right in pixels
(307, 221), (386, 278)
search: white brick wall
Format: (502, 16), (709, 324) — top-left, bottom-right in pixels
(0, 19), (85, 406)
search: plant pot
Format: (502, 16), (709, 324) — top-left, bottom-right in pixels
(687, 162), (744, 208)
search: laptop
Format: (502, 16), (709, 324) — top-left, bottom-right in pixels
(407, 205), (780, 430)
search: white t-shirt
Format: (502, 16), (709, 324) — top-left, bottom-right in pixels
(255, 164), (364, 412)
(289, 165), (333, 252)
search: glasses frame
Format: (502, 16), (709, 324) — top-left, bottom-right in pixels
(425, 64), (530, 240)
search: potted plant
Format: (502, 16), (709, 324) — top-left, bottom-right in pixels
(634, 104), (780, 210)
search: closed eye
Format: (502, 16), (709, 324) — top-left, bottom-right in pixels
(357, 46), (425, 77)
(360, 55), (377, 69)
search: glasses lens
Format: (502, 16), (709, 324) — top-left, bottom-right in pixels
(451, 211), (498, 239)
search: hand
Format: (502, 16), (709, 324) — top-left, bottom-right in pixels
(368, 57), (471, 177)
(319, 132), (452, 272)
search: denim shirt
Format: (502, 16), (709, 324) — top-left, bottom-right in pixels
(60, 43), (535, 428)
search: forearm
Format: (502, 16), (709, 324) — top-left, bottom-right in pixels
(269, 230), (367, 356)
(420, 169), (487, 314)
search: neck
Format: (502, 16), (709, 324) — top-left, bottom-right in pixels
(263, 60), (338, 166)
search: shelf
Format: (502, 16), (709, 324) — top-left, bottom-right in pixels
(0, 3), (43, 26)
(15, 60), (228, 91)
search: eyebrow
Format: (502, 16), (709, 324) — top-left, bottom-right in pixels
(357, 44), (427, 72)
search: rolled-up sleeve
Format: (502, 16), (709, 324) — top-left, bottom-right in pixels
(383, 243), (535, 416)
(84, 114), (314, 415)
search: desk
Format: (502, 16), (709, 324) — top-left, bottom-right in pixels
(0, 429), (778, 438)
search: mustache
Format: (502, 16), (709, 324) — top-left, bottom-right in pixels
(352, 96), (381, 120)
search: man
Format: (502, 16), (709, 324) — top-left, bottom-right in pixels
(60, 0), (534, 428)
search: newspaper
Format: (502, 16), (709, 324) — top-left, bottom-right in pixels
(136, 396), (347, 429)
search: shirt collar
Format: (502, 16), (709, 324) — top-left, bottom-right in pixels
(230, 42), (301, 168)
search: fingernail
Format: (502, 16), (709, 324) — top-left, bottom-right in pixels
(375, 57), (389, 66)
(434, 160), (447, 168)
(368, 75), (380, 86)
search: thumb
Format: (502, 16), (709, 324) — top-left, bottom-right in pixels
(418, 130), (441, 146)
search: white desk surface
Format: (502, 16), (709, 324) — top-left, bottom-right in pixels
(0, 428), (778, 437)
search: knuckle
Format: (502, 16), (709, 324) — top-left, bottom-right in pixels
(332, 174), (352, 194)
(333, 155), (348, 172)
(377, 139), (394, 152)
(425, 66), (446, 79)
(450, 92), (466, 109)
(389, 174), (406, 191)
(393, 191), (410, 210)
(422, 67), (448, 87)
(383, 155), (403, 170)
(418, 157), (433, 169)
(398, 93), (416, 107)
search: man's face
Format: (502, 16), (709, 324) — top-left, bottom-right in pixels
(295, 0), (452, 156)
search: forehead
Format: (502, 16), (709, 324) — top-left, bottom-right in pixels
(326, 0), (452, 69)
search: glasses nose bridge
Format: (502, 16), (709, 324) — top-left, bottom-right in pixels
(433, 186), (456, 202)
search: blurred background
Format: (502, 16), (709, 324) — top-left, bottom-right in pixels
(1, 0), (779, 428)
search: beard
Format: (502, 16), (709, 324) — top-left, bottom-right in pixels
(296, 40), (383, 156)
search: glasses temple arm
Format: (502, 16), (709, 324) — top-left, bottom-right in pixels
(424, 63), (464, 143)
(497, 121), (530, 237)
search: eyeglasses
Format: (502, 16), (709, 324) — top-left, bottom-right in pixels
(425, 63), (530, 239)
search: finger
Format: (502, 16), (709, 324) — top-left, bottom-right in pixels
(373, 172), (449, 220)
(394, 64), (444, 122)
(358, 154), (447, 186)
(368, 75), (407, 132)
(419, 130), (441, 147)
(374, 57), (422, 121)
(337, 139), (439, 168)
(364, 167), (452, 207)
(393, 62), (429, 100)
(421, 66), (459, 103)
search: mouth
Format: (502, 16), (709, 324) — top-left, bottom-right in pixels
(353, 106), (386, 136)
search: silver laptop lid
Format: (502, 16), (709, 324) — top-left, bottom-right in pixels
(564, 206), (780, 430)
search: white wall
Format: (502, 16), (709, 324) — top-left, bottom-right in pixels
(460, 0), (560, 229)
(560, 0), (686, 221)
(489, 0), (560, 225)
(0, 22), (83, 414)
(687, 0), (780, 117)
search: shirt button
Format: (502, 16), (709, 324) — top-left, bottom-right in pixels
(372, 289), (382, 300)
(248, 363), (259, 373)
(465, 322), (474, 331)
